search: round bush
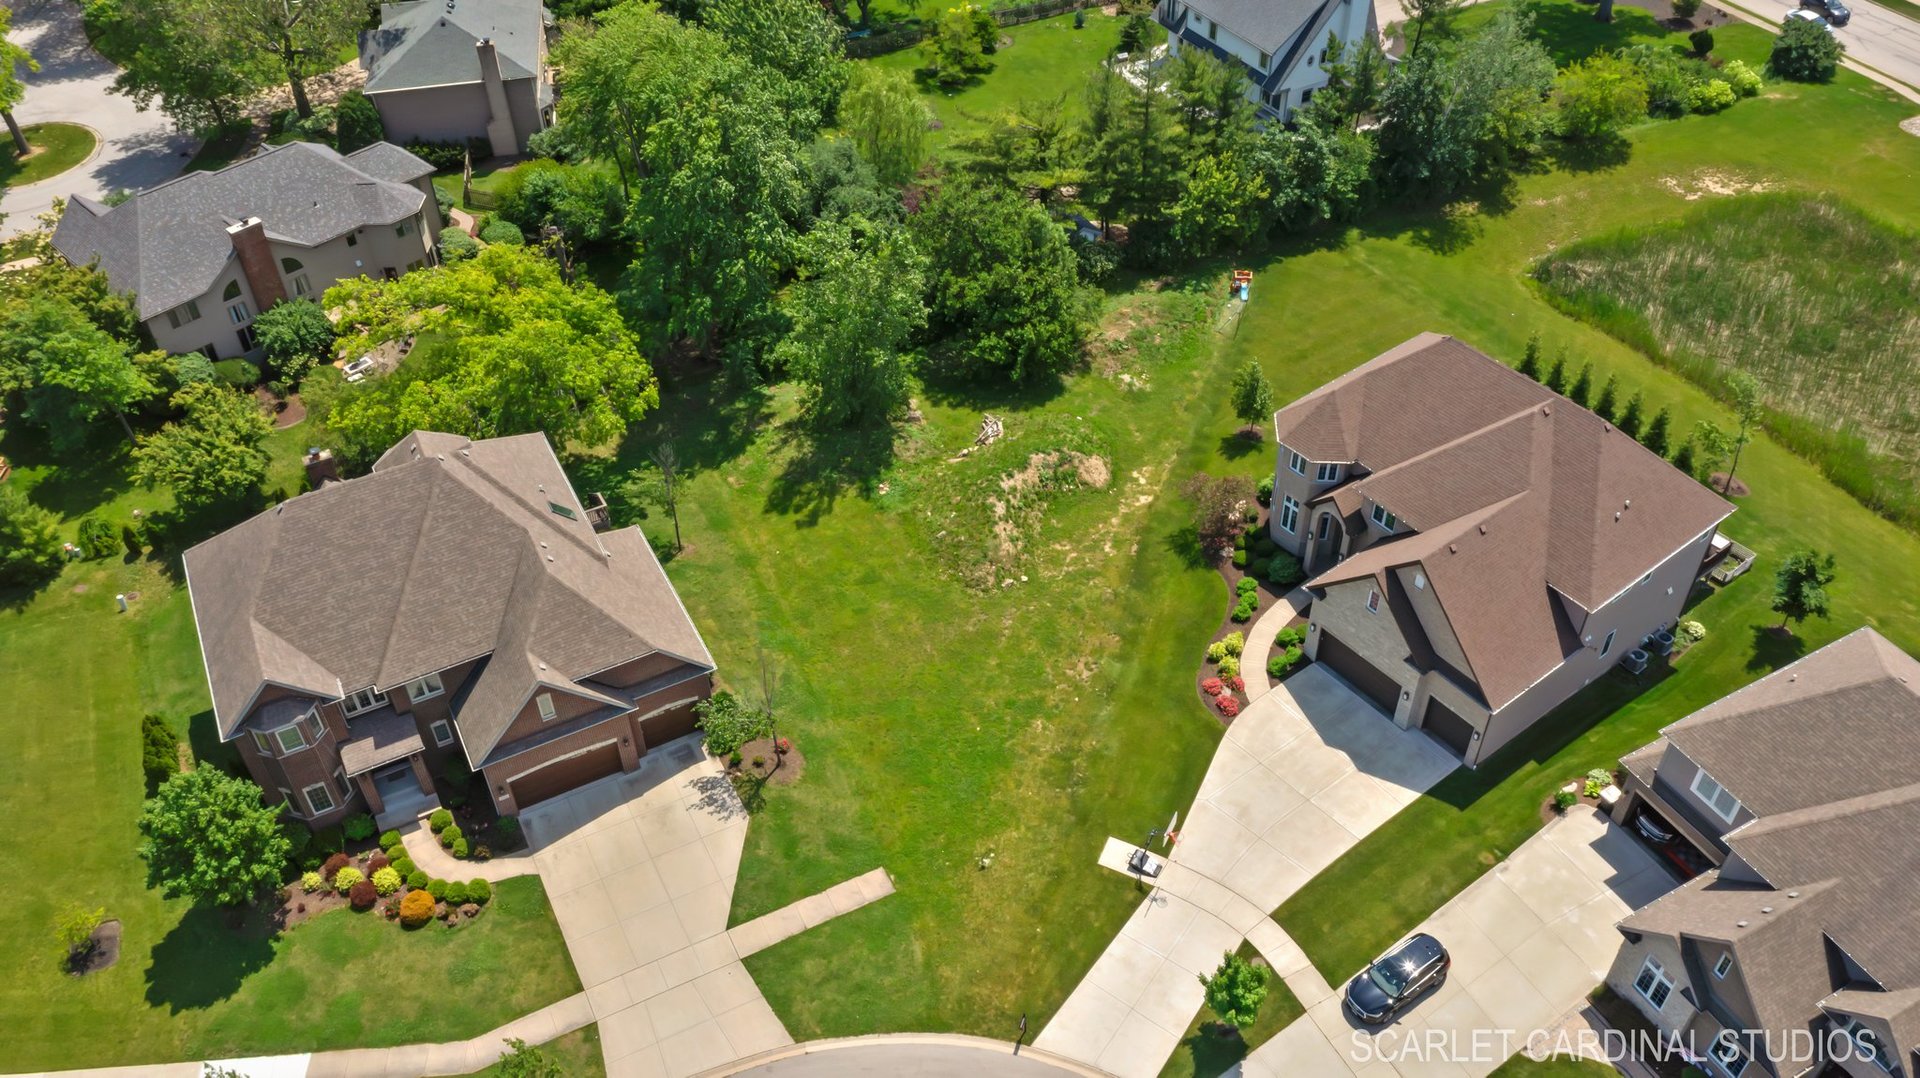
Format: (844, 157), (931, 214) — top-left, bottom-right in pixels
(1221, 631), (1245, 657)
(392, 857), (417, 879)
(439, 227), (480, 263)
(341, 812), (376, 842)
(451, 836), (470, 859)
(496, 816), (521, 839)
(1207, 640), (1228, 663)
(300, 870), (325, 893)
(399, 888), (436, 928)
(1267, 552), (1305, 588)
(439, 823), (463, 849)
(372, 866), (402, 896)
(408, 869), (430, 890)
(428, 808), (453, 833)
(1218, 654), (1240, 679)
(332, 866), (365, 894)
(479, 217), (524, 246)
(1723, 59), (1762, 96)
(467, 879), (492, 905)
(445, 881), (471, 905)
(1231, 549), (1248, 569)
(368, 853), (390, 872)
(1689, 78), (1736, 114)
(321, 852), (351, 881)
(378, 829), (403, 850)
(349, 879), (378, 910)
(1256, 475), (1274, 506)
(427, 878), (449, 901)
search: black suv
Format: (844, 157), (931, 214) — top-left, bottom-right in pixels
(1803, 0), (1851, 26)
(1344, 934), (1451, 1025)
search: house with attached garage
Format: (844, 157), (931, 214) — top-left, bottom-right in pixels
(49, 140), (440, 362)
(1605, 628), (1920, 1078)
(1269, 333), (1733, 766)
(1154, 0), (1377, 122)
(183, 430), (714, 830)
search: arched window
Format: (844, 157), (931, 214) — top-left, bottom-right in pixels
(222, 280), (242, 301)
(280, 257), (303, 273)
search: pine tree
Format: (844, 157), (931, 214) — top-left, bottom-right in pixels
(1544, 351), (1567, 393)
(1642, 407), (1671, 456)
(1569, 363), (1593, 407)
(1593, 375), (1618, 422)
(1671, 438), (1696, 478)
(1617, 392), (1644, 437)
(1517, 332), (1542, 380)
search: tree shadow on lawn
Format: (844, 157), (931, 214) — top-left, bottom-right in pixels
(762, 419), (897, 528)
(145, 904), (277, 1013)
(1746, 623), (1807, 674)
(1163, 522), (1212, 571)
(1217, 430), (1265, 461)
(0, 422), (139, 523)
(565, 369), (771, 530)
(915, 349), (1071, 414)
(1527, 0), (1677, 65)
(1544, 132), (1635, 176)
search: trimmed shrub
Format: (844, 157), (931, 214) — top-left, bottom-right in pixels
(1215, 694), (1241, 718)
(439, 824), (463, 849)
(334, 89), (384, 153)
(78, 516), (119, 559)
(468, 878), (492, 904)
(1672, 0), (1701, 17)
(1251, 535), (1278, 558)
(391, 856), (417, 879)
(1218, 654), (1240, 679)
(140, 713), (179, 791)
(333, 866), (365, 894)
(1201, 677), (1225, 697)
(1724, 59), (1762, 96)
(479, 216), (525, 246)
(1678, 619), (1707, 644)
(451, 836), (470, 859)
(372, 866), (402, 896)
(1256, 475), (1274, 506)
(349, 879), (378, 910)
(1230, 596), (1257, 623)
(368, 855), (391, 874)
(400, 888), (436, 928)
(1221, 631), (1245, 657)
(428, 808), (453, 834)
(1246, 557), (1269, 581)
(1553, 788), (1579, 812)
(1225, 675), (1245, 693)
(1689, 28), (1713, 57)
(378, 829), (403, 851)
(1267, 552), (1305, 588)
(1206, 640), (1229, 663)
(1770, 16), (1842, 82)
(1276, 625), (1307, 649)
(1268, 645), (1304, 679)
(439, 228), (480, 263)
(496, 817), (521, 840)
(1231, 549), (1248, 569)
(300, 870), (325, 893)
(1236, 577), (1260, 598)
(427, 878), (449, 901)
(407, 870), (430, 890)
(445, 881), (471, 905)
(321, 852), (351, 881)
(1689, 78), (1736, 114)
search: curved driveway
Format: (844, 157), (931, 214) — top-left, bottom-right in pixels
(0, 0), (198, 236)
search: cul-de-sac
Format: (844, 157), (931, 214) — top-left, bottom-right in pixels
(2, 0), (1917, 1075)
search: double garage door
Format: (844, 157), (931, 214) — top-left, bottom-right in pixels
(508, 742), (623, 809)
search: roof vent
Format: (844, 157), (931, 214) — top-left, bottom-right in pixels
(1603, 423), (1612, 433)
(436, 454), (445, 461)
(546, 555), (554, 562)
(537, 662), (547, 671)
(1761, 906), (1774, 914)
(1788, 891), (1800, 898)
(1447, 543), (1458, 554)
(1614, 512), (1622, 522)
(1478, 524), (1487, 535)
(1542, 404), (1551, 415)
(1737, 920), (1749, 927)
(539, 541), (547, 549)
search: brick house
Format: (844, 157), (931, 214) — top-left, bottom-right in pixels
(1270, 334), (1734, 765)
(183, 430), (714, 829)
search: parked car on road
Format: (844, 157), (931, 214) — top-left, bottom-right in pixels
(1785, 8), (1836, 31)
(1344, 933), (1450, 1025)
(1801, 0), (1849, 26)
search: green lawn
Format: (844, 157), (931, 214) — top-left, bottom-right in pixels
(432, 159), (527, 212)
(867, 10), (1134, 152)
(0, 421), (582, 1071)
(0, 122), (97, 187)
(1266, 0), (1920, 985)
(186, 121), (255, 174)
(1490, 1055), (1618, 1078)
(456, 1023), (606, 1077)
(1158, 944), (1305, 1078)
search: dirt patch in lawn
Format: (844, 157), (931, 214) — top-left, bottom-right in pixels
(66, 920), (121, 976)
(1658, 170), (1774, 201)
(733, 737), (805, 787)
(1707, 472), (1751, 497)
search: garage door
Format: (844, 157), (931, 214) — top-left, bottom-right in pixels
(1315, 631), (1402, 714)
(639, 700), (700, 747)
(509, 742), (622, 809)
(1422, 697), (1476, 758)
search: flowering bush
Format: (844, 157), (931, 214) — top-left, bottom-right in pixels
(776, 737), (792, 754)
(1226, 676), (1245, 693)
(372, 867), (402, 896)
(300, 870), (324, 893)
(333, 866), (365, 895)
(1200, 677), (1226, 697)
(1678, 620), (1707, 644)
(1215, 695), (1241, 717)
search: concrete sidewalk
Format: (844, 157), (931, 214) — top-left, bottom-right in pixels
(1238, 586), (1311, 700)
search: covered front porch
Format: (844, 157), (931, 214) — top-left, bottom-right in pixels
(340, 707), (442, 830)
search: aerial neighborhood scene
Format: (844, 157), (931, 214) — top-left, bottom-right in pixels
(2, 0), (1918, 1072)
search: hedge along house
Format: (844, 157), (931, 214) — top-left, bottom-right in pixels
(1153, 0), (1377, 122)
(359, 0), (554, 157)
(183, 431), (715, 830)
(1269, 334), (1734, 766)
(49, 141), (440, 363)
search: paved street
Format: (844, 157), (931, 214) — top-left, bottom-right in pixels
(1035, 665), (1459, 1078)
(1241, 809), (1678, 1078)
(725, 1036), (1099, 1077)
(0, 0), (197, 235)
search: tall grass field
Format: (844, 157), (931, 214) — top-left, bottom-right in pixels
(1533, 194), (1920, 529)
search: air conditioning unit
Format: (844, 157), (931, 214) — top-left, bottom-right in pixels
(1622, 649), (1650, 675)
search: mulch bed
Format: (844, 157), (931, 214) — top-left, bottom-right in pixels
(732, 737), (805, 786)
(1193, 506), (1299, 726)
(1707, 473), (1750, 497)
(65, 920), (121, 976)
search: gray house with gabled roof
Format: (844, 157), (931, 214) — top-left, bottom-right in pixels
(184, 430), (716, 828)
(360, 0), (554, 156)
(1154, 0), (1377, 121)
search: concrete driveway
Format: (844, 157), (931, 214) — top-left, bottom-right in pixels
(0, 0), (198, 235)
(1242, 809), (1678, 1078)
(524, 738), (791, 1078)
(1035, 666), (1459, 1078)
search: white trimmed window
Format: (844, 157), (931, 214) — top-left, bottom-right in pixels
(1287, 451), (1308, 476)
(1600, 630), (1617, 658)
(1278, 496), (1300, 534)
(302, 781), (337, 815)
(1712, 953), (1733, 979)
(431, 719), (455, 746)
(1366, 589), (1381, 614)
(537, 693), (557, 722)
(343, 687), (386, 716)
(406, 672), (446, 702)
(1633, 954), (1674, 1009)
(1707, 1033), (1750, 1077)
(252, 730), (274, 755)
(334, 768), (352, 799)
(166, 299), (202, 329)
(278, 787), (295, 809)
(1832, 1015), (1895, 1073)
(274, 723), (308, 754)
(1315, 462), (1341, 483)
(1371, 503), (1398, 531)
(1691, 768), (1742, 823)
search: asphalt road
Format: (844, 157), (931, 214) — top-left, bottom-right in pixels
(0, 0), (197, 236)
(726, 1042), (1090, 1077)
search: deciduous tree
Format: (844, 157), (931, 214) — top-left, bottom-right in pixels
(0, 485), (63, 588)
(1255, 111), (1374, 233)
(138, 767), (292, 906)
(186, 0), (366, 119)
(1229, 359), (1275, 434)
(774, 218), (927, 427)
(840, 66), (932, 188)
(1200, 951), (1269, 1031)
(702, 0), (848, 131)
(0, 297), (153, 446)
(1720, 371), (1762, 495)
(1171, 151), (1269, 257)
(97, 0), (265, 134)
(0, 8), (38, 155)
(953, 96), (1084, 204)
(252, 298), (334, 384)
(1554, 52), (1650, 140)
(1376, 8), (1554, 197)
(131, 382), (273, 508)
(1772, 549), (1837, 630)
(1182, 473), (1255, 556)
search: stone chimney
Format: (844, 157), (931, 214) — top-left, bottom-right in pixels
(475, 37), (518, 157)
(225, 217), (287, 310)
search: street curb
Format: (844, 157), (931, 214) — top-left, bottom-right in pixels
(694, 1032), (1119, 1077)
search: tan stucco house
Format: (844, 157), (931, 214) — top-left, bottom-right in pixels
(360, 0), (554, 157)
(183, 430), (715, 829)
(1270, 334), (1734, 765)
(1604, 628), (1920, 1078)
(50, 141), (440, 362)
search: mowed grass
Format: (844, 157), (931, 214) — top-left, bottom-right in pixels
(1158, 943), (1305, 1078)
(1490, 1055), (1619, 1078)
(867, 11), (1133, 152)
(456, 1023), (606, 1077)
(1535, 193), (1920, 528)
(0, 422), (582, 1071)
(0, 122), (97, 186)
(1264, 0), (1920, 984)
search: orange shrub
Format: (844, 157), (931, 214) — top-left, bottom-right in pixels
(399, 888), (436, 928)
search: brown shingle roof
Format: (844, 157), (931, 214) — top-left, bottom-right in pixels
(183, 432), (713, 766)
(1293, 335), (1730, 708)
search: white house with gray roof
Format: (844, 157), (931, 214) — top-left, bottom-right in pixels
(360, 0), (553, 156)
(1154, 0), (1377, 121)
(50, 140), (440, 362)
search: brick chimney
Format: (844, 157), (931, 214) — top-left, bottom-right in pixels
(225, 217), (287, 310)
(475, 37), (518, 157)
(305, 448), (341, 488)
